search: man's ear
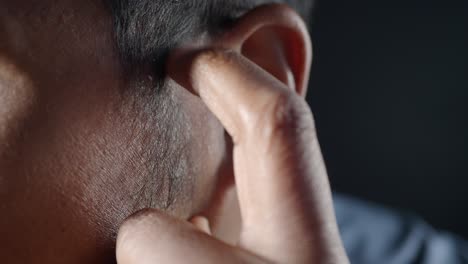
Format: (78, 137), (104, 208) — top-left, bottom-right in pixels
(169, 3), (312, 97)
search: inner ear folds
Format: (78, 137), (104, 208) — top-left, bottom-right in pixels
(215, 3), (312, 97)
(241, 26), (300, 92)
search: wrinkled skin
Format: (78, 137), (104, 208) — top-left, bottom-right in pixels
(0, 1), (228, 263)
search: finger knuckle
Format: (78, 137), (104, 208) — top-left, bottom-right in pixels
(257, 91), (315, 140)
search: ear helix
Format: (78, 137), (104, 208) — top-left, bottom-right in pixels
(167, 3), (312, 96)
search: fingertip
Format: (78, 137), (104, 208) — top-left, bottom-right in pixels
(117, 208), (159, 240)
(167, 48), (240, 96)
(116, 209), (165, 264)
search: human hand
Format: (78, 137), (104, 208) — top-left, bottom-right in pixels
(115, 49), (349, 264)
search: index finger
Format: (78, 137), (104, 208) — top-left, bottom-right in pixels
(168, 50), (341, 263)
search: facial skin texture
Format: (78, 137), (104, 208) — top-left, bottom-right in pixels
(0, 1), (231, 263)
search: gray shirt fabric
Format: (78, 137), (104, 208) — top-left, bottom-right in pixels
(334, 194), (468, 264)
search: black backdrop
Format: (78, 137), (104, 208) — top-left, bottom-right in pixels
(308, 0), (468, 238)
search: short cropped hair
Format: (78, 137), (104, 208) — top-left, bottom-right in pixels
(106, 0), (314, 80)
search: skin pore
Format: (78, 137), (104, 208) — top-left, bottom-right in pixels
(0, 0), (230, 263)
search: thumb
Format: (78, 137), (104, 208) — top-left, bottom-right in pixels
(116, 209), (264, 264)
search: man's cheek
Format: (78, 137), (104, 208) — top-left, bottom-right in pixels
(0, 77), (158, 262)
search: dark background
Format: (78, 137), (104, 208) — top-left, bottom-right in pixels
(307, 0), (468, 238)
